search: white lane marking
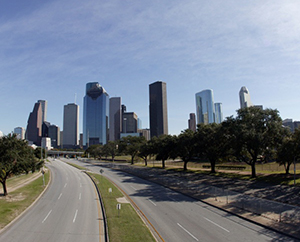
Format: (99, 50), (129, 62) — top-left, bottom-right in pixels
(177, 223), (199, 241)
(80, 183), (82, 188)
(58, 193), (62, 200)
(42, 210), (52, 223)
(130, 185), (137, 190)
(148, 199), (157, 206)
(79, 193), (81, 200)
(204, 217), (230, 233)
(64, 183), (67, 188)
(73, 209), (78, 223)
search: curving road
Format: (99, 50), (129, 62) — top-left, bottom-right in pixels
(0, 159), (101, 242)
(69, 158), (298, 242)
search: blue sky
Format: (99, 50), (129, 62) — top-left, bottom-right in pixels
(1, 0), (300, 136)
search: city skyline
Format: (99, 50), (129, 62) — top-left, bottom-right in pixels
(1, 1), (300, 135)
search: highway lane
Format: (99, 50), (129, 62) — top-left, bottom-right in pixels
(0, 159), (101, 242)
(69, 158), (298, 242)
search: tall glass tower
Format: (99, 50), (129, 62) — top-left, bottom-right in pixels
(239, 86), (253, 109)
(83, 82), (109, 147)
(195, 89), (215, 124)
(214, 103), (223, 124)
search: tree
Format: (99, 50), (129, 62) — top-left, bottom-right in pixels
(230, 107), (286, 178)
(85, 144), (103, 159)
(103, 141), (119, 161)
(138, 140), (152, 166)
(176, 129), (197, 171)
(195, 123), (227, 173)
(120, 136), (146, 164)
(152, 135), (177, 169)
(0, 134), (43, 196)
(277, 128), (300, 174)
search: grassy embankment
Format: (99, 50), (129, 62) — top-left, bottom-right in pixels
(0, 170), (50, 229)
(66, 162), (155, 242)
(98, 155), (300, 185)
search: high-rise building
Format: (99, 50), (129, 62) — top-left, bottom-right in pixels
(49, 125), (60, 148)
(14, 127), (25, 139)
(63, 103), (79, 149)
(195, 89), (215, 124)
(123, 112), (138, 133)
(214, 103), (223, 124)
(38, 100), (47, 123)
(109, 97), (122, 141)
(239, 86), (253, 109)
(149, 81), (168, 138)
(83, 82), (109, 147)
(188, 113), (196, 132)
(26, 101), (43, 145)
(42, 121), (50, 138)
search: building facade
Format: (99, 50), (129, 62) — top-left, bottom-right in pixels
(83, 82), (109, 147)
(26, 101), (43, 146)
(195, 89), (215, 124)
(188, 113), (196, 132)
(38, 100), (47, 123)
(123, 112), (138, 134)
(109, 97), (122, 141)
(214, 103), (223, 124)
(49, 124), (60, 148)
(14, 127), (25, 140)
(239, 86), (253, 109)
(63, 103), (79, 149)
(149, 81), (168, 138)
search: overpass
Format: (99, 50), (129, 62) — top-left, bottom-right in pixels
(47, 150), (84, 157)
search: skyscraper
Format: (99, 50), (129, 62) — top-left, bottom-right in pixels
(14, 127), (25, 140)
(195, 89), (215, 124)
(188, 113), (196, 132)
(49, 124), (60, 148)
(83, 82), (109, 147)
(26, 101), (43, 145)
(149, 81), (168, 138)
(109, 97), (122, 141)
(123, 112), (138, 133)
(38, 100), (47, 123)
(239, 86), (253, 109)
(63, 103), (79, 149)
(214, 103), (223, 124)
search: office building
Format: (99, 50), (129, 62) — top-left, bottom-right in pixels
(149, 81), (168, 138)
(109, 97), (122, 141)
(14, 127), (25, 139)
(63, 103), (79, 149)
(188, 113), (196, 132)
(49, 125), (60, 148)
(41, 137), (52, 150)
(38, 100), (47, 123)
(195, 89), (215, 124)
(214, 103), (223, 124)
(42, 121), (50, 138)
(123, 112), (138, 134)
(26, 101), (43, 146)
(239, 86), (253, 109)
(83, 82), (109, 147)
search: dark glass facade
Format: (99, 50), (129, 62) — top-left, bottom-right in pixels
(26, 102), (42, 146)
(83, 82), (109, 147)
(149, 81), (168, 138)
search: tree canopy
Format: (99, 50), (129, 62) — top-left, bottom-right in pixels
(0, 134), (43, 196)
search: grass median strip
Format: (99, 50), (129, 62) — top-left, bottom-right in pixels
(89, 173), (155, 242)
(0, 171), (50, 229)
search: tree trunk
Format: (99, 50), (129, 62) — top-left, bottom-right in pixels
(144, 158), (148, 166)
(162, 159), (165, 169)
(131, 156), (134, 165)
(1, 180), (7, 196)
(183, 160), (188, 171)
(210, 159), (216, 173)
(285, 163), (291, 175)
(251, 162), (256, 178)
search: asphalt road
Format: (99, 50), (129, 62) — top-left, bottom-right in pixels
(0, 159), (101, 242)
(69, 158), (298, 242)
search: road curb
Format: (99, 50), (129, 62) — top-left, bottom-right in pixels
(0, 167), (52, 235)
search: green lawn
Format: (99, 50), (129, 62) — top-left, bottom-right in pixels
(89, 173), (155, 242)
(0, 171), (50, 229)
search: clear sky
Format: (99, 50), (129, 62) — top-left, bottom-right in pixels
(1, 0), (300, 136)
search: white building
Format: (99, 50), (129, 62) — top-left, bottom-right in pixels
(14, 127), (25, 139)
(41, 137), (52, 150)
(239, 86), (253, 109)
